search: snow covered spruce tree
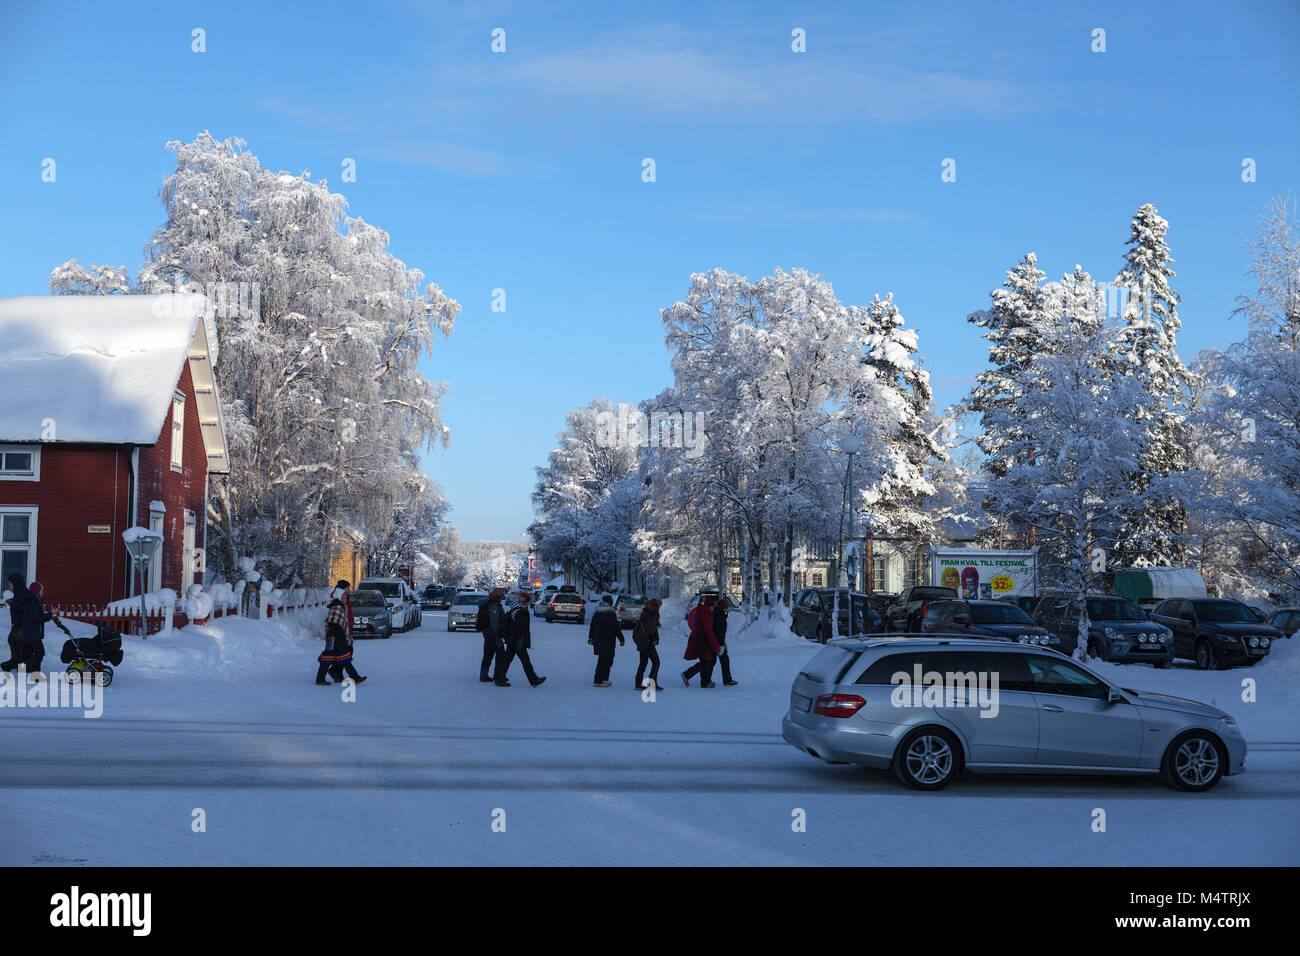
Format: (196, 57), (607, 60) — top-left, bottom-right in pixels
(982, 267), (1154, 591)
(967, 253), (1048, 482)
(1111, 203), (1192, 565)
(49, 132), (460, 585)
(1195, 197), (1300, 598)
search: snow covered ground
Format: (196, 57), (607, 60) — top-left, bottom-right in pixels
(2, 608), (1297, 866)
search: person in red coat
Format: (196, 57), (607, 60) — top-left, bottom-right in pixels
(681, 594), (721, 687)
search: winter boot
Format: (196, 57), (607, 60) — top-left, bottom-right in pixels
(479, 667), (492, 682)
(494, 677), (511, 687)
(530, 676), (547, 687)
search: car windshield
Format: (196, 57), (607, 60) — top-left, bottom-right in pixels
(454, 593), (487, 607)
(970, 604), (1033, 625)
(1195, 601), (1258, 623)
(350, 592), (386, 609)
(1086, 598), (1146, 621)
(360, 582), (401, 598)
(422, 586), (441, 597)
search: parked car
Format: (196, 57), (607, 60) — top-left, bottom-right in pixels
(420, 584), (453, 610)
(349, 589), (392, 639)
(685, 588), (738, 617)
(446, 590), (488, 632)
(921, 599), (1057, 648)
(781, 636), (1246, 791)
(883, 585), (958, 632)
(1150, 598), (1283, 669)
(1036, 594), (1173, 665)
(533, 585), (559, 617)
(546, 591), (586, 624)
(357, 577), (419, 632)
(615, 594), (647, 629)
(790, 588), (884, 642)
(998, 595), (1041, 616)
(1263, 607), (1299, 637)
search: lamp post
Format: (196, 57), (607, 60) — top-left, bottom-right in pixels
(837, 435), (862, 637)
(123, 528), (163, 638)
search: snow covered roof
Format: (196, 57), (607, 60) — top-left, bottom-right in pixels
(0, 294), (230, 471)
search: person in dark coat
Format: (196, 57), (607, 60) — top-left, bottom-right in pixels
(478, 588), (507, 683)
(632, 598), (663, 690)
(682, 594), (720, 687)
(2, 570), (27, 672)
(317, 590), (366, 685)
(713, 597), (738, 686)
(588, 595), (624, 686)
(7, 575), (53, 679)
(494, 591), (546, 687)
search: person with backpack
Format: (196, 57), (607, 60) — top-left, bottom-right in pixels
(477, 588), (507, 683)
(493, 591), (546, 687)
(713, 597), (738, 686)
(682, 594), (721, 687)
(632, 597), (663, 691)
(588, 594), (624, 686)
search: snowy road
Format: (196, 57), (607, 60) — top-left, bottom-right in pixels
(3, 610), (1298, 866)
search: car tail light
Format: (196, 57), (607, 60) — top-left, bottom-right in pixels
(617, 605), (625, 612)
(813, 694), (866, 717)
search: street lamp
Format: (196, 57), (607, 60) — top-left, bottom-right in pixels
(123, 527), (163, 638)
(837, 435), (862, 637)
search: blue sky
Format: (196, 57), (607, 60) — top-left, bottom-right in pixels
(2, 0), (1297, 540)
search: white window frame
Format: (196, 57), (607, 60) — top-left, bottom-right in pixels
(0, 445), (41, 481)
(171, 392), (185, 473)
(873, 555), (889, 593)
(0, 506), (38, 583)
(148, 505), (166, 593)
(182, 510), (196, 592)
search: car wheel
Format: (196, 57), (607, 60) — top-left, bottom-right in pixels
(383, 629), (391, 639)
(1086, 640), (1102, 660)
(1195, 640), (1216, 670)
(1155, 660), (1172, 669)
(893, 727), (960, 790)
(1160, 732), (1226, 792)
(447, 623), (455, 632)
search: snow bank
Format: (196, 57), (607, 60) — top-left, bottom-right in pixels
(61, 608), (325, 681)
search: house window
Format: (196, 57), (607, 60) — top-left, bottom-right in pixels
(0, 507), (37, 584)
(0, 445), (40, 481)
(171, 393), (185, 472)
(148, 507), (165, 593)
(182, 511), (197, 592)
(730, 572), (742, 587)
(811, 570), (824, 587)
(905, 553), (920, 590)
(873, 555), (888, 593)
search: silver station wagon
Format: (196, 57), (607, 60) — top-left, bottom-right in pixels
(781, 636), (1246, 791)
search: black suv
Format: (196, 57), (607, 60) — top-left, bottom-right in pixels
(1150, 598), (1282, 669)
(921, 599), (1057, 648)
(791, 588), (883, 642)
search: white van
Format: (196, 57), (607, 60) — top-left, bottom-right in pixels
(357, 578), (420, 632)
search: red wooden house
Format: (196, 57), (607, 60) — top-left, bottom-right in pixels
(0, 293), (230, 609)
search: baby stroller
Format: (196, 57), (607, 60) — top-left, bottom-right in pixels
(60, 625), (123, 686)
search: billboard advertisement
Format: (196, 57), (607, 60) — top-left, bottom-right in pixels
(929, 548), (1038, 599)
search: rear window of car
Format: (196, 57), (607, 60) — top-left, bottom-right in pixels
(799, 644), (862, 684)
(620, 596), (646, 606)
(970, 603), (1033, 625)
(552, 594), (582, 604)
(359, 581), (401, 597)
(911, 587), (958, 601)
(855, 651), (947, 685)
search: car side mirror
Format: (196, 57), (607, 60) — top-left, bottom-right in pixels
(1106, 686), (1125, 705)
